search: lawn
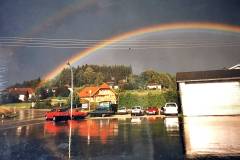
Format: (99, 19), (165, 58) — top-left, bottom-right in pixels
(123, 89), (163, 96)
(0, 102), (32, 109)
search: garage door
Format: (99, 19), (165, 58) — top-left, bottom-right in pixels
(179, 81), (240, 116)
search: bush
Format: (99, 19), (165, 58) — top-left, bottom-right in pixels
(119, 91), (170, 108)
(147, 93), (166, 107)
(34, 100), (52, 109)
(163, 90), (178, 104)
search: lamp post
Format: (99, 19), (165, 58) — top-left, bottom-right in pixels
(67, 62), (73, 119)
(66, 62), (73, 160)
(89, 90), (92, 112)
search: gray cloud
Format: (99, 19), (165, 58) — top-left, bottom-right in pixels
(0, 0), (240, 86)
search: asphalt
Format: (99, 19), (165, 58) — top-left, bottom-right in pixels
(0, 109), (240, 160)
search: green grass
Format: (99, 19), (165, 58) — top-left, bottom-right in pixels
(0, 102), (32, 109)
(122, 89), (163, 96)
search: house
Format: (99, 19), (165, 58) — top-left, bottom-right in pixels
(7, 87), (35, 101)
(106, 81), (119, 90)
(78, 83), (117, 105)
(229, 64), (240, 70)
(146, 83), (162, 90)
(176, 68), (240, 116)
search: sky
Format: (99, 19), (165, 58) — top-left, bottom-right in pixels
(0, 0), (240, 89)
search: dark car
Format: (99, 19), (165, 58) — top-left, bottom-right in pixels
(89, 106), (114, 117)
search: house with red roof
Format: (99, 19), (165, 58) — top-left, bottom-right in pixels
(78, 83), (117, 105)
(7, 87), (35, 101)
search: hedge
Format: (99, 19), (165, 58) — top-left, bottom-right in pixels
(119, 90), (178, 109)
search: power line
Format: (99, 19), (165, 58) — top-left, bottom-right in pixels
(0, 36), (239, 43)
(0, 36), (240, 49)
(1, 43), (240, 49)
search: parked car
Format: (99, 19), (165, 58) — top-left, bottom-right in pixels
(145, 107), (159, 115)
(131, 106), (144, 116)
(162, 103), (178, 115)
(0, 108), (17, 119)
(45, 107), (88, 122)
(89, 106), (115, 117)
(117, 107), (128, 114)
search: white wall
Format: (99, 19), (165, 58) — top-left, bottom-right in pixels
(179, 81), (240, 116)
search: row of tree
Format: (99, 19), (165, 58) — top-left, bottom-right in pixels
(121, 70), (176, 90)
(51, 64), (132, 87)
(48, 65), (176, 90)
(10, 78), (41, 88)
(2, 65), (177, 104)
(7, 65), (176, 91)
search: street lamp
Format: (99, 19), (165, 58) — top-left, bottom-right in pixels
(67, 62), (73, 119)
(89, 90), (92, 112)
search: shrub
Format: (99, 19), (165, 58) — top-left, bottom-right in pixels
(119, 91), (170, 108)
(34, 100), (52, 109)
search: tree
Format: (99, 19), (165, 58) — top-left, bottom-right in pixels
(75, 69), (84, 87)
(55, 86), (70, 97)
(158, 73), (170, 89)
(94, 72), (104, 85)
(10, 77), (41, 88)
(36, 87), (48, 100)
(140, 70), (160, 84)
(83, 67), (96, 84)
(67, 91), (81, 108)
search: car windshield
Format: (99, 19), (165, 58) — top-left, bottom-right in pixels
(96, 107), (109, 111)
(166, 104), (177, 107)
(132, 106), (140, 109)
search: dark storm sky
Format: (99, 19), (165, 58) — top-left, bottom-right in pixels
(0, 0), (240, 87)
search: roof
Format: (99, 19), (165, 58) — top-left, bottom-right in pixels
(176, 69), (240, 82)
(100, 83), (110, 89)
(229, 64), (240, 70)
(78, 86), (99, 97)
(78, 83), (113, 98)
(7, 88), (35, 94)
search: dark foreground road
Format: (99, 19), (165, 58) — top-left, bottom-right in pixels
(0, 110), (240, 160)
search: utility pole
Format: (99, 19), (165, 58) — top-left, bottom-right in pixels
(67, 62), (73, 119)
(89, 90), (92, 112)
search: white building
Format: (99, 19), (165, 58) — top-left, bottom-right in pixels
(177, 68), (240, 116)
(146, 84), (162, 90)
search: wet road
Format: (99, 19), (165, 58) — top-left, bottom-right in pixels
(0, 110), (240, 160)
(0, 109), (46, 130)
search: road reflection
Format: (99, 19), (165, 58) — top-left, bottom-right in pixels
(164, 117), (179, 132)
(2, 114), (240, 159)
(183, 116), (240, 158)
(44, 119), (118, 145)
(131, 117), (142, 123)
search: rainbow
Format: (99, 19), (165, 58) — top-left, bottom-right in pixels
(40, 22), (240, 86)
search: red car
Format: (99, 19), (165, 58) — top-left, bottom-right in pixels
(145, 107), (159, 115)
(45, 108), (88, 121)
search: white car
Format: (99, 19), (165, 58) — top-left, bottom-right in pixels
(131, 106), (144, 116)
(117, 107), (128, 114)
(163, 103), (178, 115)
